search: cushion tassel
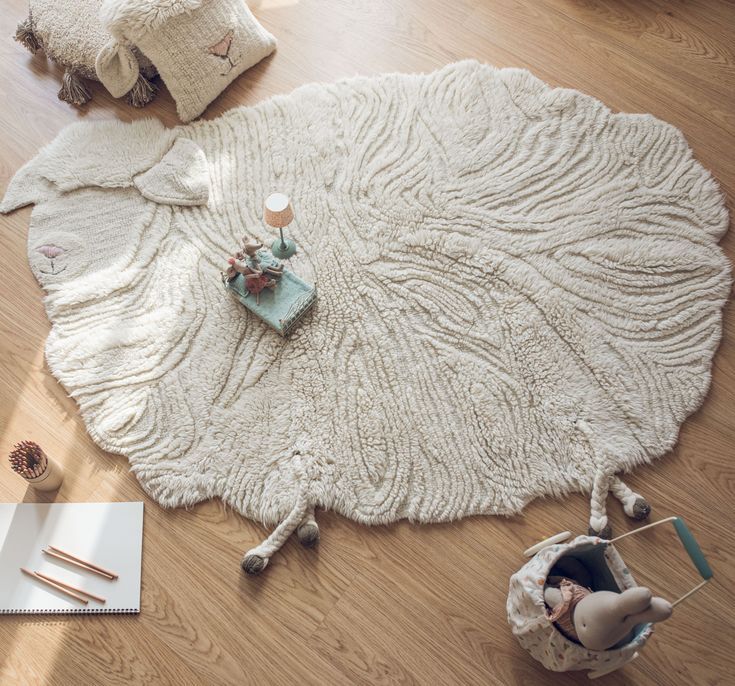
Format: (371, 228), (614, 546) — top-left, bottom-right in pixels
(125, 74), (157, 108)
(58, 69), (91, 107)
(15, 17), (40, 54)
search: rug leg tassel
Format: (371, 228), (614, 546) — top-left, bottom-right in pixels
(241, 494), (310, 575)
(15, 16), (40, 54)
(610, 476), (651, 521)
(296, 505), (319, 547)
(58, 69), (91, 107)
(588, 471), (613, 539)
(125, 74), (157, 108)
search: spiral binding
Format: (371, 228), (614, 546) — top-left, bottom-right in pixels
(1, 607), (139, 614)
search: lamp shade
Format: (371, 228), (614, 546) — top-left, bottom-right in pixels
(264, 193), (294, 228)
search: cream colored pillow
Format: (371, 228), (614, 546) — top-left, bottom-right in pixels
(14, 0), (157, 107)
(96, 0), (276, 122)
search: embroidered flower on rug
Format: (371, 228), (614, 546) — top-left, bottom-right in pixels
(35, 244), (66, 275)
(28, 231), (88, 285)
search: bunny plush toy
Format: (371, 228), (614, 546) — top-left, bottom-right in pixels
(544, 571), (673, 651)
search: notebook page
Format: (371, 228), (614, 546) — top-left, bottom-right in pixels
(0, 502), (143, 614)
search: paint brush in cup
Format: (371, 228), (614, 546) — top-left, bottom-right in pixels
(7, 441), (64, 491)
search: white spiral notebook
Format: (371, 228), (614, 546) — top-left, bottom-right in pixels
(0, 502), (143, 614)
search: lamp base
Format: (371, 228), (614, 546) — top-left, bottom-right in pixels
(271, 237), (297, 260)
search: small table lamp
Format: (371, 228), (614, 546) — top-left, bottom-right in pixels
(264, 192), (297, 260)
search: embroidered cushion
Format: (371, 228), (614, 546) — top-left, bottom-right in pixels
(96, 0), (276, 122)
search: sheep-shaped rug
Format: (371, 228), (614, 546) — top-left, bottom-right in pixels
(1, 62), (730, 573)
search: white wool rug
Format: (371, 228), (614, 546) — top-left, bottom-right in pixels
(2, 61), (730, 572)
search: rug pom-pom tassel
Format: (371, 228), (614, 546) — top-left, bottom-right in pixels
(15, 17), (40, 54)
(125, 74), (157, 108)
(610, 477), (651, 521)
(240, 494), (312, 575)
(58, 69), (91, 107)
(587, 520), (612, 540)
(629, 497), (651, 521)
(241, 552), (269, 575)
(297, 508), (319, 547)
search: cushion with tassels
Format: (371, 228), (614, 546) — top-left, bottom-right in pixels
(13, 0), (158, 108)
(96, 0), (276, 122)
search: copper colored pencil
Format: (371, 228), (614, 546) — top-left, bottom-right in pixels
(20, 567), (88, 604)
(48, 545), (118, 578)
(34, 571), (106, 604)
(42, 548), (116, 579)
(47, 545), (118, 579)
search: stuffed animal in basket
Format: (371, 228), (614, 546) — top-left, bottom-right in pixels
(544, 562), (673, 651)
(509, 518), (712, 677)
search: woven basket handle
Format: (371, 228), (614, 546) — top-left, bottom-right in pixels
(610, 516), (713, 606)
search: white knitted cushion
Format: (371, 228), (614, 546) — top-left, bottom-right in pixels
(97, 0), (276, 122)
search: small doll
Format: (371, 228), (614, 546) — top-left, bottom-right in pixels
(224, 236), (284, 303)
(242, 236), (284, 279)
(226, 256), (276, 304)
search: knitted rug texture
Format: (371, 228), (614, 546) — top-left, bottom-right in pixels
(2, 61), (730, 571)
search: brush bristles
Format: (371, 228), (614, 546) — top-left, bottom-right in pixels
(8, 441), (48, 479)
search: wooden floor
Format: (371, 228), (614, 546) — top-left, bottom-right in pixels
(0, 1), (733, 684)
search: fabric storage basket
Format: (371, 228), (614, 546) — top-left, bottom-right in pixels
(507, 517), (713, 679)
